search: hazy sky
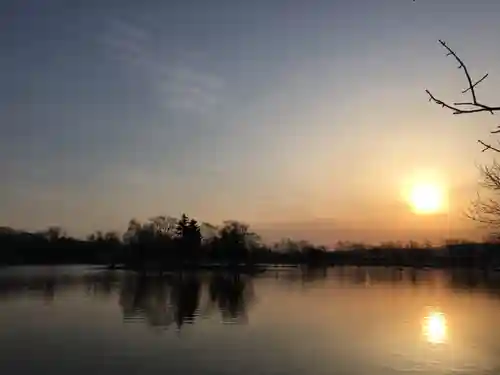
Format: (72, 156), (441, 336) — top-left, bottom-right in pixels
(2, 0), (500, 244)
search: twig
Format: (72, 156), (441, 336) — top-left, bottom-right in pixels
(463, 73), (488, 94)
(478, 140), (500, 153)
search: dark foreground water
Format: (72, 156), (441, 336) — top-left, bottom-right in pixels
(1, 266), (500, 375)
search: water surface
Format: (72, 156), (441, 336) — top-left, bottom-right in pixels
(1, 266), (500, 375)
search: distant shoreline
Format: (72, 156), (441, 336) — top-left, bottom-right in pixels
(2, 261), (500, 273)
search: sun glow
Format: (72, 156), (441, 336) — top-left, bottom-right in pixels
(422, 310), (447, 344)
(407, 182), (446, 215)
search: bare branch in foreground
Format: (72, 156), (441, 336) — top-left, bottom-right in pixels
(426, 40), (499, 114)
(478, 140), (500, 153)
(426, 39), (500, 152)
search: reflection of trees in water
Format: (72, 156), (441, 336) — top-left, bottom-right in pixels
(358, 267), (406, 285)
(42, 278), (55, 303)
(0, 275), (64, 303)
(172, 275), (201, 327)
(446, 268), (500, 298)
(409, 268), (418, 285)
(322, 266), (500, 295)
(322, 267), (436, 287)
(207, 274), (255, 324)
(0, 270), (125, 303)
(300, 265), (327, 284)
(84, 271), (122, 298)
(118, 272), (254, 329)
(0, 269), (256, 329)
(270, 266), (328, 285)
(274, 266), (424, 288)
(119, 274), (199, 329)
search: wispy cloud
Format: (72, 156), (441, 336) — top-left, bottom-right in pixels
(100, 18), (224, 115)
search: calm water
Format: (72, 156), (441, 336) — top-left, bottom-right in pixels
(1, 266), (500, 375)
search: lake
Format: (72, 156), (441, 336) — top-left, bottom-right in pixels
(1, 266), (500, 375)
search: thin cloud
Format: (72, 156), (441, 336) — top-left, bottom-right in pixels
(100, 18), (224, 115)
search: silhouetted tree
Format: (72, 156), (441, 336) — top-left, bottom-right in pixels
(44, 226), (64, 242)
(174, 214), (202, 266)
(217, 221), (260, 267)
(200, 221), (218, 239)
(272, 238), (303, 263)
(101, 231), (122, 267)
(121, 216), (179, 270)
(466, 161), (500, 229)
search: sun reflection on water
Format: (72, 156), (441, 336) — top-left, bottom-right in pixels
(422, 309), (447, 344)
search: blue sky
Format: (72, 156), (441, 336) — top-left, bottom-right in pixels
(2, 0), (500, 243)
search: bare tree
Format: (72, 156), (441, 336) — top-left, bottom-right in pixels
(466, 161), (500, 227)
(426, 40), (500, 229)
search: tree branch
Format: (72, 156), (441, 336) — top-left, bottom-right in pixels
(478, 140), (500, 153)
(425, 40), (500, 115)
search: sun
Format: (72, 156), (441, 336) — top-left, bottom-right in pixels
(408, 183), (445, 214)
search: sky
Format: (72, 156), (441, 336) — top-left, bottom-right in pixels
(2, 0), (500, 245)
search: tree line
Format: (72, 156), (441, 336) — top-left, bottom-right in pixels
(1, 213), (500, 269)
(0, 214), (328, 269)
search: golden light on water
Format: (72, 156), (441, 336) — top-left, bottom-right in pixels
(422, 310), (447, 344)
